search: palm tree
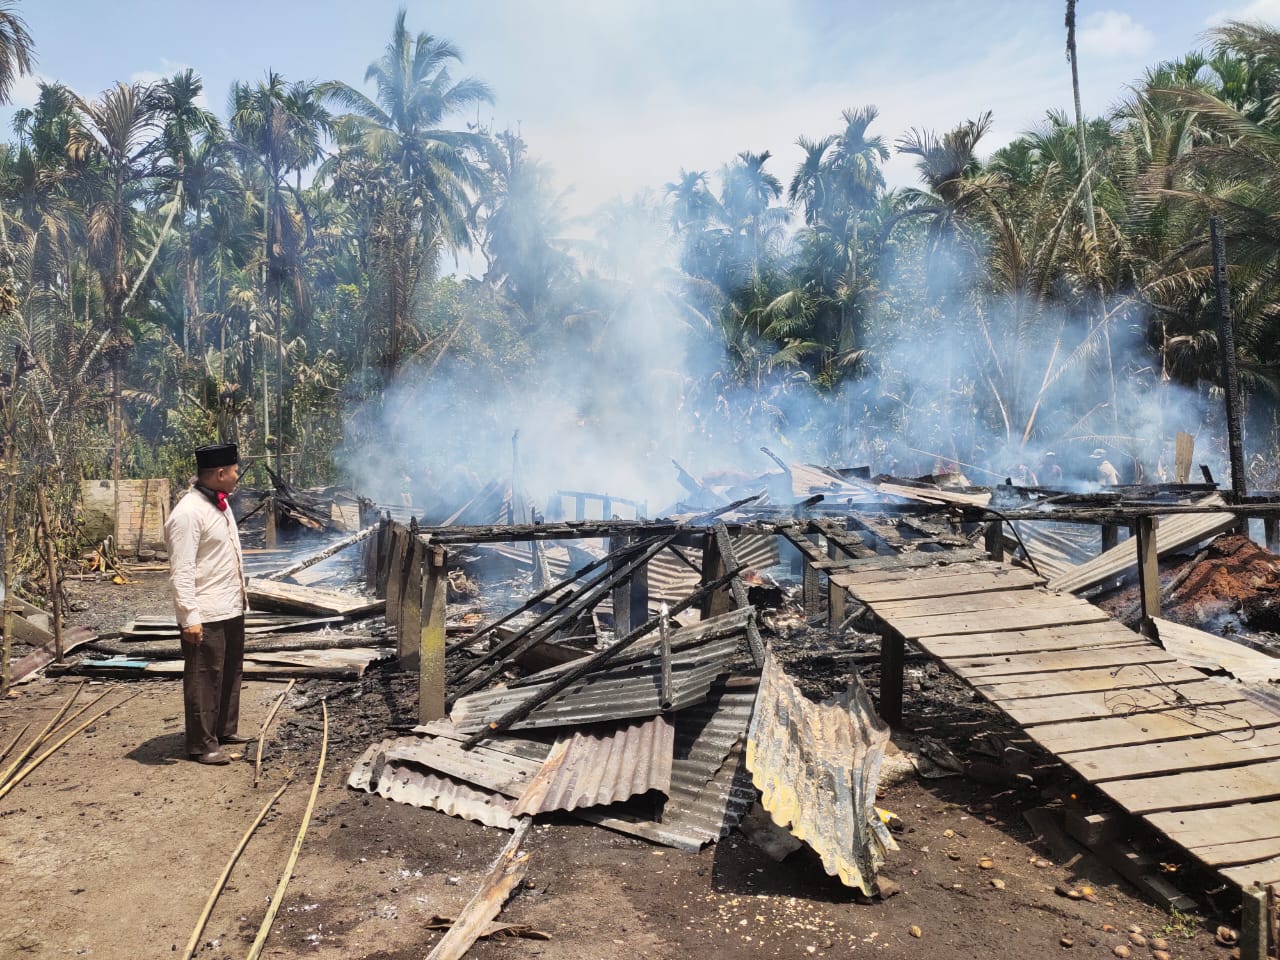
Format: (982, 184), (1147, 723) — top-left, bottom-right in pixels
(474, 129), (573, 333)
(1065, 1), (1098, 235)
(66, 81), (166, 488)
(323, 9), (492, 378)
(154, 69), (224, 353)
(230, 72), (332, 471)
(0, 2), (32, 104)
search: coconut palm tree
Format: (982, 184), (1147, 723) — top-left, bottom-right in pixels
(1065, 0), (1098, 235)
(323, 10), (492, 378)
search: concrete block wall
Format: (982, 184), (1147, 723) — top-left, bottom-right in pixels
(79, 479), (171, 557)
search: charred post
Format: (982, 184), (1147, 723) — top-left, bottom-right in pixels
(1133, 515), (1161, 621)
(1210, 215), (1248, 502)
(419, 543), (447, 722)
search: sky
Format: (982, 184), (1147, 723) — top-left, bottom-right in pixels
(6, 0), (1277, 219)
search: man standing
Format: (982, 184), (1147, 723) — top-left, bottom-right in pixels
(164, 443), (250, 765)
(1091, 448), (1122, 486)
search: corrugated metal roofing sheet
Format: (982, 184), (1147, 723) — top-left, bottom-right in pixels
(578, 678), (759, 851)
(449, 633), (741, 734)
(512, 716), (674, 815)
(746, 651), (896, 894)
(349, 738), (522, 829)
(373, 726), (549, 796)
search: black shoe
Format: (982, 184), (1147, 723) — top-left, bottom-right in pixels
(193, 751), (231, 765)
(220, 734), (254, 745)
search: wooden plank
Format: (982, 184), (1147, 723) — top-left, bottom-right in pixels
(838, 568), (1043, 602)
(919, 623), (1140, 659)
(1221, 856), (1280, 887)
(420, 544), (447, 722)
(1028, 700), (1280, 756)
(999, 681), (1243, 726)
(948, 643), (1169, 679)
(895, 603), (1112, 641)
(872, 589), (1080, 618)
(1153, 617), (1280, 683)
(1099, 758), (1280, 814)
(975, 661), (1208, 700)
(1047, 497), (1234, 593)
(378, 737), (543, 797)
(1060, 725), (1280, 781)
(1148, 799), (1280, 850)
(246, 578), (384, 617)
(830, 559), (1010, 588)
(1193, 838), (1280, 868)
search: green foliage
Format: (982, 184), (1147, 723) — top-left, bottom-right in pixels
(3, 10), (1280, 534)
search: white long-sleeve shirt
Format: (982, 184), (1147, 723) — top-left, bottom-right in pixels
(164, 487), (247, 627)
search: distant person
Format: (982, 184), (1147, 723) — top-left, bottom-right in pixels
(164, 443), (249, 766)
(1091, 448), (1121, 485)
(1037, 452), (1064, 486)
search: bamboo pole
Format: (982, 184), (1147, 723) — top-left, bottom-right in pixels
(0, 692), (137, 801)
(0, 680), (82, 787)
(181, 779), (292, 960)
(46, 687), (114, 737)
(0, 721), (29, 767)
(253, 678), (296, 788)
(1, 419), (18, 697)
(245, 700), (328, 960)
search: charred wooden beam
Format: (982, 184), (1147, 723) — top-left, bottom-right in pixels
(446, 536), (676, 703)
(420, 544), (447, 722)
(711, 522), (765, 667)
(445, 544), (638, 655)
(1133, 516), (1161, 622)
(461, 566), (747, 748)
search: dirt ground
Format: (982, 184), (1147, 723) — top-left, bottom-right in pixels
(0, 570), (1244, 960)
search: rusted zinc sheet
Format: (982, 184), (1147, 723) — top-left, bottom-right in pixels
(746, 650), (896, 894)
(350, 739), (522, 829)
(578, 678), (759, 851)
(512, 716), (674, 815)
(449, 633), (740, 734)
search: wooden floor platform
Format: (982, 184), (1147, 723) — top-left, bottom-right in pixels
(831, 560), (1280, 889)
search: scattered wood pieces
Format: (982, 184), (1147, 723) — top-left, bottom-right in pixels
(245, 701), (328, 960)
(254, 679), (296, 788)
(426, 818), (534, 960)
(182, 780), (291, 960)
(246, 579), (383, 617)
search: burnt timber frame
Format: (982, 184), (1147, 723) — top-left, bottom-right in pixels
(360, 491), (1280, 726)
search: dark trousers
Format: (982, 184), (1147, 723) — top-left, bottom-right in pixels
(180, 615), (245, 755)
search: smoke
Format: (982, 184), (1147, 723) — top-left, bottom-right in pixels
(341, 168), (1274, 515)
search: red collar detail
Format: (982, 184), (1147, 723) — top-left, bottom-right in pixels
(215, 491), (228, 511)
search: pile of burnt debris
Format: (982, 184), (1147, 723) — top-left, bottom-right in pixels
(355, 511), (899, 897)
(15, 452), (1280, 913)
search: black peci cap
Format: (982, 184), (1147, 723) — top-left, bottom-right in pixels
(195, 443), (239, 470)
